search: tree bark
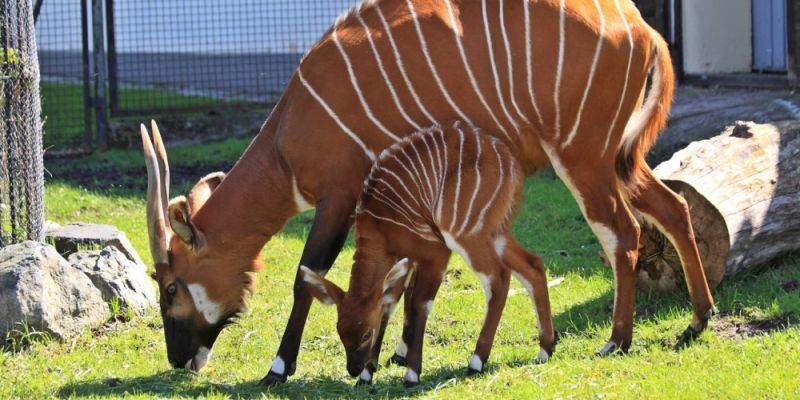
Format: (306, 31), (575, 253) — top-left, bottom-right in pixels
(636, 121), (800, 291)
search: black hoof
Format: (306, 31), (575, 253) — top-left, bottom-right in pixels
(466, 367), (483, 377)
(596, 341), (629, 357)
(259, 370), (287, 386)
(355, 378), (372, 387)
(403, 379), (420, 388)
(675, 325), (702, 350)
(388, 353), (407, 367)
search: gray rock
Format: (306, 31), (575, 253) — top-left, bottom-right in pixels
(46, 222), (145, 267)
(0, 241), (108, 340)
(69, 247), (156, 314)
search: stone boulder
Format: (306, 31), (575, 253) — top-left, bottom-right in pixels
(0, 241), (108, 340)
(69, 247), (156, 314)
(46, 222), (145, 267)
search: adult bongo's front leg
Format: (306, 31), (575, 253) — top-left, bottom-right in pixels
(260, 203), (354, 385)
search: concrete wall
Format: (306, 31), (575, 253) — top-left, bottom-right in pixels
(683, 0), (752, 74)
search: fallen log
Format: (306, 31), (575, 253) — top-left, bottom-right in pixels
(636, 121), (800, 291)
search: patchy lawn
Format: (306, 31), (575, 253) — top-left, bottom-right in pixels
(2, 137), (798, 399)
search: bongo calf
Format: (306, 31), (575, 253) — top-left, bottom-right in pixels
(301, 122), (555, 386)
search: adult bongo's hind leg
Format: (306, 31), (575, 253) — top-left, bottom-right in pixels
(501, 235), (556, 360)
(628, 168), (715, 342)
(465, 240), (511, 375)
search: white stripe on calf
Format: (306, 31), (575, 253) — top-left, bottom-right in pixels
(469, 141), (506, 235)
(298, 70), (375, 162)
(499, 0), (530, 125)
(406, 0), (473, 126)
(562, 0), (605, 149)
(482, 0), (522, 135)
(356, 11), (423, 131)
(332, 29), (400, 142)
(443, 0), (511, 141)
(449, 126), (467, 232)
(375, 3), (437, 126)
(456, 132), (482, 236)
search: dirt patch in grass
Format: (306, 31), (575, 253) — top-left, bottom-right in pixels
(712, 313), (799, 341)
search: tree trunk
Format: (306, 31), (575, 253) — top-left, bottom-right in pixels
(636, 121), (800, 291)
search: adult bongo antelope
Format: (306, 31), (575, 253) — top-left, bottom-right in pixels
(142, 0), (714, 383)
(301, 122), (555, 386)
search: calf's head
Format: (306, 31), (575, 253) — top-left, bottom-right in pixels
(301, 260), (411, 377)
(141, 122), (263, 371)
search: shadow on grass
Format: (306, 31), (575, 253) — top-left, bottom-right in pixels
(56, 365), (476, 399)
(551, 257), (800, 351)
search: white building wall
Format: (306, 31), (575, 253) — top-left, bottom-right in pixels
(683, 0), (752, 74)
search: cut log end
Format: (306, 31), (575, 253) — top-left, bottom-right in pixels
(636, 181), (728, 291)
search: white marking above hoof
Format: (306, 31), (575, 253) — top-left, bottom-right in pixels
(598, 340), (617, 356)
(535, 348), (550, 364)
(404, 368), (419, 384)
(468, 354), (483, 372)
(270, 356), (286, 375)
(359, 368), (372, 383)
(395, 340), (408, 358)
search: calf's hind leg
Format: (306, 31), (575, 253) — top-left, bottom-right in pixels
(459, 239), (511, 376)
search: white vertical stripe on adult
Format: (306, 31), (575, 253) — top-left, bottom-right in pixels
(481, 0), (522, 136)
(297, 69), (376, 162)
(443, 0), (511, 142)
(604, 0), (635, 154)
(499, 0), (530, 125)
(356, 11), (423, 132)
(374, 3), (437, 126)
(525, 0), (544, 126)
(332, 29), (400, 142)
(562, 0), (605, 149)
(406, 0), (473, 126)
(553, 0), (566, 139)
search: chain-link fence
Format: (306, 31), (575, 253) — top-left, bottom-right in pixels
(36, 0), (359, 149)
(1, 0), (45, 244)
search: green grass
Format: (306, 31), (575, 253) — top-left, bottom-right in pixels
(40, 82), (227, 149)
(2, 138), (798, 399)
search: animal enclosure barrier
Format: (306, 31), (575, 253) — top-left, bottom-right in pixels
(1, 0), (45, 244)
(36, 0), (360, 149)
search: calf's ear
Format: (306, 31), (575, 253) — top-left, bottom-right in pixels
(300, 266), (344, 306)
(381, 258), (412, 302)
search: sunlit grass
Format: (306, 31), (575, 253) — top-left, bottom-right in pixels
(2, 139), (798, 399)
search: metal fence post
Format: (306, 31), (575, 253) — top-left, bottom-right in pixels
(92, 0), (108, 149)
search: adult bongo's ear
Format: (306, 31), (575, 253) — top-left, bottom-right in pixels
(300, 266), (344, 306)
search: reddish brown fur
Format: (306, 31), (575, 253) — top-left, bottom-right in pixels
(142, 0), (712, 377)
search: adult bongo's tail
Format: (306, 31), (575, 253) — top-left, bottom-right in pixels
(616, 31), (675, 188)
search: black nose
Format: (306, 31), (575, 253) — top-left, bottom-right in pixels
(346, 362), (363, 377)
